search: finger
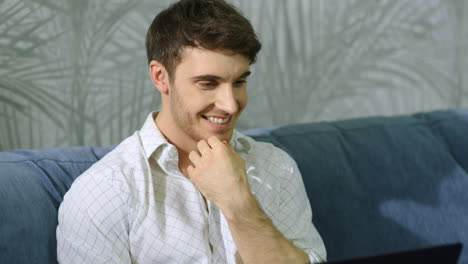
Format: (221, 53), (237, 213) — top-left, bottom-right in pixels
(207, 136), (223, 148)
(188, 150), (201, 165)
(222, 140), (232, 148)
(197, 140), (211, 155)
(221, 139), (235, 152)
(186, 165), (194, 177)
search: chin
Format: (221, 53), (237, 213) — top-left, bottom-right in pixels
(201, 130), (233, 142)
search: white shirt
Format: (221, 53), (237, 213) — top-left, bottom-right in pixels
(56, 112), (326, 263)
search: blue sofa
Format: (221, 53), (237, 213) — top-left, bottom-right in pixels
(1, 109), (467, 263)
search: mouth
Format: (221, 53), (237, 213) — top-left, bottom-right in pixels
(201, 115), (232, 129)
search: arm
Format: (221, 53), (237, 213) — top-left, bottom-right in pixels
(269, 149), (327, 262)
(56, 174), (131, 263)
(187, 136), (321, 263)
(222, 189), (311, 264)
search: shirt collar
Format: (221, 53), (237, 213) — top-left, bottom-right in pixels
(139, 111), (252, 162)
(229, 129), (251, 154)
(139, 112), (171, 160)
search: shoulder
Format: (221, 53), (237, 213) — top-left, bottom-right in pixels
(66, 132), (148, 204)
(240, 133), (297, 170)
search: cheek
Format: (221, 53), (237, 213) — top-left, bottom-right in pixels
(237, 90), (248, 109)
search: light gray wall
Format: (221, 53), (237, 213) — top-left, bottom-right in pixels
(1, 0), (467, 150)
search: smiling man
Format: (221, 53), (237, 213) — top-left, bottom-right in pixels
(56, 0), (326, 263)
(152, 47), (250, 173)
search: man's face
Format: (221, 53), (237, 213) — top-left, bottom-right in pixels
(167, 47), (250, 144)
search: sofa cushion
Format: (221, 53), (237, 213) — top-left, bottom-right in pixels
(0, 146), (114, 264)
(419, 109), (468, 173)
(248, 109), (468, 262)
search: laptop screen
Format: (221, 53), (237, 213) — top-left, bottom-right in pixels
(324, 243), (462, 264)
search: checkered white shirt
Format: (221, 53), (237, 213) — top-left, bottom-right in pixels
(56, 112), (326, 263)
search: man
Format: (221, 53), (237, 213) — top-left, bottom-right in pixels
(56, 0), (326, 263)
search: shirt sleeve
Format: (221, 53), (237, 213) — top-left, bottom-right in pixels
(273, 150), (327, 263)
(56, 172), (132, 263)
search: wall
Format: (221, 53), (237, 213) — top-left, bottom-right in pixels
(1, 0), (467, 150)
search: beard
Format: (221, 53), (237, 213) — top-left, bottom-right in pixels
(169, 86), (204, 142)
(169, 84), (236, 144)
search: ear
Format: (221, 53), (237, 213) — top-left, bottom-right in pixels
(149, 60), (170, 94)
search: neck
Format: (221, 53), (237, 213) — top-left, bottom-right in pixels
(154, 111), (197, 175)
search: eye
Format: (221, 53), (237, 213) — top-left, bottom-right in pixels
(234, 80), (247, 87)
(199, 81), (218, 89)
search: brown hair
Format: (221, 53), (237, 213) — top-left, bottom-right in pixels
(145, 0), (262, 79)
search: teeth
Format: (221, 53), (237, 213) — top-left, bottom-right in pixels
(206, 116), (229, 124)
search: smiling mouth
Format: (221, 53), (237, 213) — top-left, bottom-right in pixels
(202, 115), (231, 125)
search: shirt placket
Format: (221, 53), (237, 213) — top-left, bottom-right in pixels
(159, 146), (213, 263)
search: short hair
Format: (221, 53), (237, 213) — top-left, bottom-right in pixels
(145, 0), (262, 79)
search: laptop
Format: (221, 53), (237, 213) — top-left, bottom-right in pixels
(324, 243), (462, 264)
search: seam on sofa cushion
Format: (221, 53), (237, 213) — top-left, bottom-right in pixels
(269, 111), (461, 138)
(0, 159), (96, 164)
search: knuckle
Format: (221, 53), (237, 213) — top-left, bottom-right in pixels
(189, 151), (197, 159)
(203, 151), (212, 160)
(208, 136), (218, 143)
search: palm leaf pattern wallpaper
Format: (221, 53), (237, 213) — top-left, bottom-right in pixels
(1, 0), (467, 151)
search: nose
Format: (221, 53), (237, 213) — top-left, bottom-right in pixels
(215, 85), (239, 115)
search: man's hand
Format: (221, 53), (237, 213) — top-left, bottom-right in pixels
(187, 136), (311, 263)
(186, 136), (251, 213)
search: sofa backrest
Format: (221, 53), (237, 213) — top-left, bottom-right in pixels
(1, 109), (467, 263)
(0, 146), (113, 263)
(248, 109), (468, 262)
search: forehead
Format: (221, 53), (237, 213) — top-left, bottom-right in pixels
(175, 47), (250, 79)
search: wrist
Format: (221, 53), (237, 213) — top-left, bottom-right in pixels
(220, 189), (260, 222)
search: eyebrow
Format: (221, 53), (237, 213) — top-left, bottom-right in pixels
(190, 71), (251, 82)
